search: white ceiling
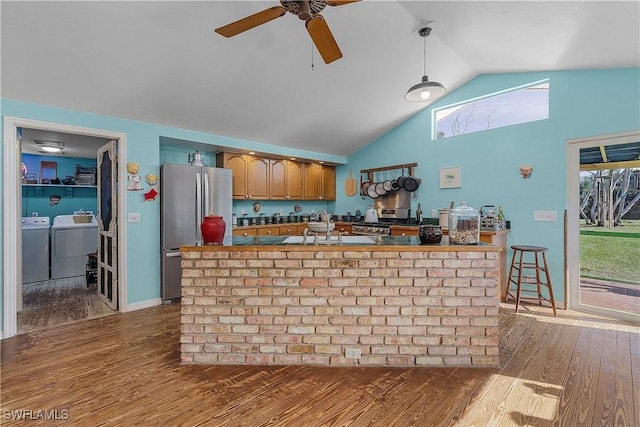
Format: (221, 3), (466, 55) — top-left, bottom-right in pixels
(2, 1), (639, 159)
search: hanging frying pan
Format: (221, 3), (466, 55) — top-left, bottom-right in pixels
(396, 168), (409, 189)
(403, 169), (420, 192)
(361, 173), (372, 197)
(375, 172), (387, 196)
(367, 180), (380, 198)
(383, 170), (392, 192)
(390, 169), (400, 191)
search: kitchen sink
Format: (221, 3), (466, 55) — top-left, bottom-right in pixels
(281, 235), (376, 245)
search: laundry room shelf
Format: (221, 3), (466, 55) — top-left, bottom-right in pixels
(22, 184), (97, 198)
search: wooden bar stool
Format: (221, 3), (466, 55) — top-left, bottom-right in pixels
(505, 245), (557, 316)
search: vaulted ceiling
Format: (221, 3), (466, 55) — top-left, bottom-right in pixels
(2, 1), (639, 158)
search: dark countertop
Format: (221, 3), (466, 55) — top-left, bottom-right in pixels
(182, 235), (501, 252)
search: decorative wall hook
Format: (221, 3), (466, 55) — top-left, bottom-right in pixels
(520, 163), (533, 179)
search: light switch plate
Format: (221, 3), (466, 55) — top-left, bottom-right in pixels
(128, 212), (141, 223)
(533, 210), (557, 221)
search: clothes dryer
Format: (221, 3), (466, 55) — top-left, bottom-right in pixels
(50, 214), (98, 279)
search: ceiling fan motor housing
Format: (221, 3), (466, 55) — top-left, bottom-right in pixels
(281, 1), (327, 20)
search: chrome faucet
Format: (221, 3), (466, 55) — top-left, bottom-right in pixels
(316, 209), (332, 240)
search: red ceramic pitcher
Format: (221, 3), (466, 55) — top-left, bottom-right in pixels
(201, 215), (225, 245)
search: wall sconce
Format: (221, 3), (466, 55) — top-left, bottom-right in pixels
(520, 163), (533, 179)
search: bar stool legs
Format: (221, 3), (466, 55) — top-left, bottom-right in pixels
(505, 245), (557, 316)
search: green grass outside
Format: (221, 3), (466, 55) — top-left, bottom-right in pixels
(579, 219), (640, 284)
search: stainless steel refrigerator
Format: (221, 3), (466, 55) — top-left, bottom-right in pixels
(160, 163), (233, 300)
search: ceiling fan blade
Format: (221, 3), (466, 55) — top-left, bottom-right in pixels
(215, 6), (286, 37)
(326, 0), (361, 6)
(306, 15), (342, 64)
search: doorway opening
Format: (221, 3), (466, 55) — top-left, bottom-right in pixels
(566, 130), (640, 324)
(3, 117), (127, 339)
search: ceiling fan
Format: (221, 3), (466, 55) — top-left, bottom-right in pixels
(215, 1), (361, 64)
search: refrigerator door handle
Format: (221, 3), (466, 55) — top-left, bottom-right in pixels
(164, 251), (182, 258)
(196, 172), (202, 243)
(203, 172), (210, 216)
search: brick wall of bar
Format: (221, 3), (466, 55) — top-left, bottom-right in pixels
(180, 248), (501, 367)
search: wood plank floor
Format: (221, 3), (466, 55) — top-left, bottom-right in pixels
(1, 302), (637, 426)
(17, 276), (116, 334)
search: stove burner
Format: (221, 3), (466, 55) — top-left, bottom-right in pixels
(351, 223), (391, 236)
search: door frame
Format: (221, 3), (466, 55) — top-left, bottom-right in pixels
(2, 116), (128, 339)
(566, 129), (640, 323)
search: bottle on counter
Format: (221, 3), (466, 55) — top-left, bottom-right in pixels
(232, 213), (238, 228)
(416, 203), (423, 225)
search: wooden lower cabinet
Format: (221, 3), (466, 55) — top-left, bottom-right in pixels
(336, 224), (352, 234)
(232, 228), (258, 237)
(279, 225), (306, 235)
(390, 226), (418, 236)
(257, 226), (280, 236)
(232, 224), (308, 237)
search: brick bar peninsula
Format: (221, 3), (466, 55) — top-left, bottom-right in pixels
(180, 236), (503, 368)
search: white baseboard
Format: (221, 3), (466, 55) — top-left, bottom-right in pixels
(124, 298), (162, 312)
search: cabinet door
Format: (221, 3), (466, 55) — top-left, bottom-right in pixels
(269, 159), (287, 200)
(303, 163), (322, 200)
(219, 153), (248, 199)
(247, 156), (270, 199)
(286, 160), (304, 199)
(321, 166), (336, 200)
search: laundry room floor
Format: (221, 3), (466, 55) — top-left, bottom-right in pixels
(18, 276), (116, 334)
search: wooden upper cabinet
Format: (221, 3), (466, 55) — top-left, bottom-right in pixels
(269, 159), (304, 200)
(217, 153), (247, 199)
(217, 153), (268, 199)
(269, 159), (287, 200)
(218, 152), (332, 201)
(304, 163), (322, 200)
(304, 163), (335, 200)
(285, 160), (304, 199)
(247, 156), (269, 199)
(321, 166), (336, 200)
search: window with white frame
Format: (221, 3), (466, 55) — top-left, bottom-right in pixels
(433, 80), (549, 139)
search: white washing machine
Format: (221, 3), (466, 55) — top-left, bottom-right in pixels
(50, 214), (98, 279)
(22, 216), (51, 283)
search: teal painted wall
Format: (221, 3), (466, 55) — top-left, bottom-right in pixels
(2, 67), (638, 330)
(333, 68), (640, 303)
(0, 101), (345, 327)
(21, 153), (98, 221)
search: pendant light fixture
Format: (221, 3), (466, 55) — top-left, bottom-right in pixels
(405, 27), (446, 102)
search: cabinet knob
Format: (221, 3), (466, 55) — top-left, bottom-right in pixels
(243, 232), (248, 236)
(287, 228), (291, 232)
(401, 232), (406, 236)
(267, 230), (271, 234)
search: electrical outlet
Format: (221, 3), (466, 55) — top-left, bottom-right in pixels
(345, 348), (361, 359)
(279, 209), (284, 215)
(128, 212), (141, 223)
(533, 210), (557, 221)
(240, 209), (246, 215)
(32, 212), (38, 217)
(431, 209), (437, 217)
